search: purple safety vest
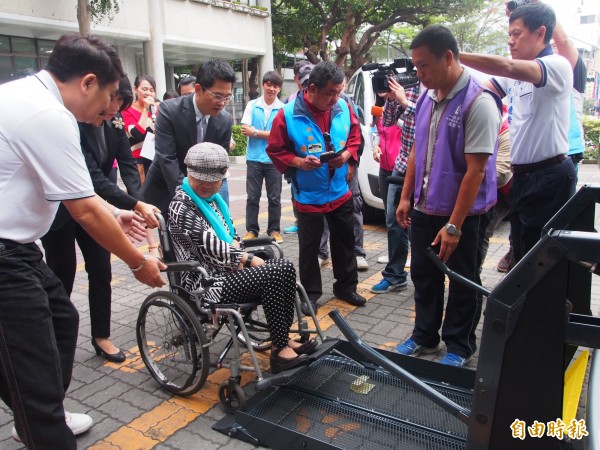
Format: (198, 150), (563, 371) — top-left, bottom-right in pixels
(414, 77), (499, 216)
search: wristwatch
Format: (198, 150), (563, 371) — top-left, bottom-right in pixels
(252, 128), (258, 137)
(445, 223), (462, 237)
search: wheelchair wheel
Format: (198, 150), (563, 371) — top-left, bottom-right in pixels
(218, 380), (246, 413)
(137, 291), (209, 396)
(236, 305), (272, 352)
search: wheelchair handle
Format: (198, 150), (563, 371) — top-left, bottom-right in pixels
(426, 247), (491, 297)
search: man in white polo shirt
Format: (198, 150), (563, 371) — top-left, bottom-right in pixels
(0, 35), (165, 449)
(460, 3), (576, 262)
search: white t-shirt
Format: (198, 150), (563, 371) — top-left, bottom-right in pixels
(491, 53), (572, 165)
(0, 71), (95, 243)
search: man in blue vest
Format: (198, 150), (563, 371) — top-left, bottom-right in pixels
(241, 71), (285, 242)
(267, 61), (366, 313)
(396, 25), (502, 368)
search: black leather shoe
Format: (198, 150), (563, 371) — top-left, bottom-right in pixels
(270, 350), (309, 374)
(301, 299), (318, 316)
(91, 339), (126, 363)
(292, 338), (318, 355)
(335, 291), (367, 307)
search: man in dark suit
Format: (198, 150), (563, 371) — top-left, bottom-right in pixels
(143, 59), (235, 214)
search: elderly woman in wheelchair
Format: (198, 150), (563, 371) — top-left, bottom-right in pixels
(167, 142), (317, 374)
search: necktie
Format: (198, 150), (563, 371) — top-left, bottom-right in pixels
(196, 116), (205, 143)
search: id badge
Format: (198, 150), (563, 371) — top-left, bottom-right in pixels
(307, 143), (322, 154)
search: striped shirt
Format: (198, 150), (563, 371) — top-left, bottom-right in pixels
(382, 85), (420, 175)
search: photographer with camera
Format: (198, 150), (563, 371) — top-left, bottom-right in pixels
(395, 25), (502, 368)
(370, 76), (420, 294)
(460, 2), (576, 264)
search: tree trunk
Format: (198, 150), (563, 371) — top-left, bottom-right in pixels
(77, 0), (92, 35)
(248, 58), (259, 100)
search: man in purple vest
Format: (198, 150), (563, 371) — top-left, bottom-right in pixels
(396, 25), (502, 368)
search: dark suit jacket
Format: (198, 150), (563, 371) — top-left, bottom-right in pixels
(142, 93), (233, 213)
(50, 119), (142, 230)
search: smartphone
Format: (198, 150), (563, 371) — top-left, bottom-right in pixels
(319, 150), (343, 163)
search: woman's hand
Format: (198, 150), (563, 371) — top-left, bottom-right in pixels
(134, 201), (160, 228)
(373, 144), (381, 163)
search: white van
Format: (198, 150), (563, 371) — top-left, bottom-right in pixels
(345, 66), (385, 221)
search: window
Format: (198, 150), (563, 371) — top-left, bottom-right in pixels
(0, 35), (56, 85)
(580, 15), (598, 25)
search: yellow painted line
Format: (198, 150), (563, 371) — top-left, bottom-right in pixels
(563, 350), (590, 423)
(89, 272), (385, 449)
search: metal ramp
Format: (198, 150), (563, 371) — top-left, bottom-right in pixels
(216, 185), (600, 450)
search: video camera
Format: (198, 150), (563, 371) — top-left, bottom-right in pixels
(506, 0), (531, 12)
(361, 58), (419, 94)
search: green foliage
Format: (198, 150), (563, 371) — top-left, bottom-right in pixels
(583, 116), (600, 160)
(230, 125), (247, 156)
(272, 0), (487, 72)
(90, 0), (120, 23)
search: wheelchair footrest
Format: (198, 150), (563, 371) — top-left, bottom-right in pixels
(255, 339), (340, 391)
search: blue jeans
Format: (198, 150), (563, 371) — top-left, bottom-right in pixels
(0, 240), (78, 449)
(245, 161), (282, 234)
(218, 178), (229, 206)
(382, 169), (409, 285)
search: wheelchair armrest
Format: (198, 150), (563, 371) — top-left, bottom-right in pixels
(162, 261), (201, 272)
(243, 236), (275, 247)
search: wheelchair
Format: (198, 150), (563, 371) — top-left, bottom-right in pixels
(136, 213), (324, 412)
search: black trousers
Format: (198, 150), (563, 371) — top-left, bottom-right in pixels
(0, 240), (77, 449)
(409, 210), (489, 358)
(297, 197), (357, 302)
(41, 218), (112, 338)
(510, 158), (576, 262)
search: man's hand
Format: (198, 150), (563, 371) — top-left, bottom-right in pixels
(328, 150), (350, 169)
(297, 155), (322, 171)
(117, 210), (147, 243)
(241, 124), (255, 137)
(134, 201), (160, 228)
(396, 198), (412, 229)
(387, 78), (409, 109)
(132, 255), (166, 288)
(432, 227), (460, 263)
(346, 163), (356, 181)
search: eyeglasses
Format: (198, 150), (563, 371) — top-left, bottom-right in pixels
(204, 89), (233, 103)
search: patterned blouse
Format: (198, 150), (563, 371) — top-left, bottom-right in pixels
(168, 187), (243, 303)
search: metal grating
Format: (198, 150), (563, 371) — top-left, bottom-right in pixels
(247, 389), (466, 450)
(287, 356), (471, 438)
(244, 356), (470, 449)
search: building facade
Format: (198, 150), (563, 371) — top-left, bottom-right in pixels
(0, 0), (274, 103)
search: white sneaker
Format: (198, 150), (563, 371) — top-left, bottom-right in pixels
(356, 256), (369, 271)
(318, 256), (329, 267)
(377, 255), (389, 264)
(12, 411), (93, 442)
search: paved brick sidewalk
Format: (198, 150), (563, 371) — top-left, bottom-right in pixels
(0, 164), (598, 449)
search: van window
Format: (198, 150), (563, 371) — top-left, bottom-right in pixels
(353, 73), (366, 125)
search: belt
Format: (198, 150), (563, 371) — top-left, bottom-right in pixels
(511, 154), (566, 174)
